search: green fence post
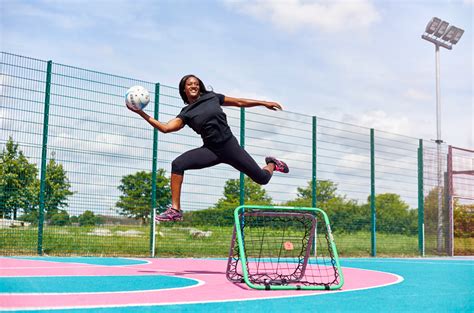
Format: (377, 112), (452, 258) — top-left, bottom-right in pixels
(312, 116), (317, 208)
(370, 128), (376, 257)
(239, 107), (245, 206)
(418, 139), (425, 257)
(311, 116), (317, 256)
(37, 60), (53, 255)
(150, 83), (160, 257)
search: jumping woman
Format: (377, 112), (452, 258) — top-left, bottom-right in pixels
(127, 74), (289, 222)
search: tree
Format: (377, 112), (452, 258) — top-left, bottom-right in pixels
(116, 169), (171, 224)
(454, 203), (474, 238)
(0, 139), (74, 222)
(70, 215), (79, 224)
(183, 177), (272, 226)
(18, 209), (39, 225)
(327, 197), (370, 233)
(78, 210), (102, 226)
(365, 193), (417, 235)
(43, 153), (74, 219)
(0, 137), (38, 219)
(423, 187), (448, 236)
(215, 177), (272, 210)
(284, 180), (369, 233)
(284, 180), (339, 207)
(49, 209), (71, 226)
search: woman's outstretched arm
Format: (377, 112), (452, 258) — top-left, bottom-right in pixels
(222, 96), (283, 111)
(128, 106), (184, 133)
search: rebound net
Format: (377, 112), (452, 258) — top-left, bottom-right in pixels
(226, 205), (343, 290)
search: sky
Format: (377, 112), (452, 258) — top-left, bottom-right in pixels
(1, 0), (473, 149)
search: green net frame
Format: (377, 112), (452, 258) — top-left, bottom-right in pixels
(226, 205), (344, 290)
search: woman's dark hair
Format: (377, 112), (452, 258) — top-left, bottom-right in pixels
(179, 74), (209, 104)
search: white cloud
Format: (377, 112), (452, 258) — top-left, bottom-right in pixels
(343, 110), (413, 135)
(224, 0), (381, 33)
(403, 88), (432, 101)
(9, 2), (96, 30)
(337, 153), (370, 172)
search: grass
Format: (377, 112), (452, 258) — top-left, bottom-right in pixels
(0, 225), (471, 257)
(454, 237), (474, 255)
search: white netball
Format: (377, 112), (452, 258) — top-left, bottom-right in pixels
(125, 85), (150, 110)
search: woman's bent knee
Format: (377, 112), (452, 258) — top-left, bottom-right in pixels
(252, 170), (271, 185)
(171, 159), (185, 175)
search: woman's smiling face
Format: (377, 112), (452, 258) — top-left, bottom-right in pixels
(184, 76), (200, 104)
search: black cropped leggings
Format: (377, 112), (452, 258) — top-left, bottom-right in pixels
(171, 136), (272, 185)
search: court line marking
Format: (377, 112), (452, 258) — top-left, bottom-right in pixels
(0, 266), (168, 271)
(0, 257), (151, 267)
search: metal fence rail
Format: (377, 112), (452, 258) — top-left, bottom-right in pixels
(1, 51), (467, 257)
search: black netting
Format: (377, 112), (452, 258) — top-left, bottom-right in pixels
(226, 208), (342, 289)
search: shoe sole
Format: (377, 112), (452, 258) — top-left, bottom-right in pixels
(265, 157), (289, 173)
(155, 217), (183, 222)
(275, 164), (289, 173)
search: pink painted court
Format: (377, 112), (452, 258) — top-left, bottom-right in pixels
(0, 257), (402, 311)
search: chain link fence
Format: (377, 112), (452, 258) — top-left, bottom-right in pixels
(1, 52), (470, 257)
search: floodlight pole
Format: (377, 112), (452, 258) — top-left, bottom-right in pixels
(434, 43), (444, 254)
(435, 45), (441, 146)
(422, 17), (464, 255)
(423, 36), (445, 255)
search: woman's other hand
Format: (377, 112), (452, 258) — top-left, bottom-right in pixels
(265, 101), (283, 111)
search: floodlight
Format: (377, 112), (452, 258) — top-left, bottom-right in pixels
(434, 20), (449, 37)
(441, 25), (458, 41)
(450, 28), (464, 44)
(442, 26), (458, 42)
(421, 34), (452, 50)
(425, 17), (442, 34)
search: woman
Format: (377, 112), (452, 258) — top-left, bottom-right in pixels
(127, 74), (289, 222)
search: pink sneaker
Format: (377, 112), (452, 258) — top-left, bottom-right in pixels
(265, 156), (289, 173)
(155, 207), (183, 222)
